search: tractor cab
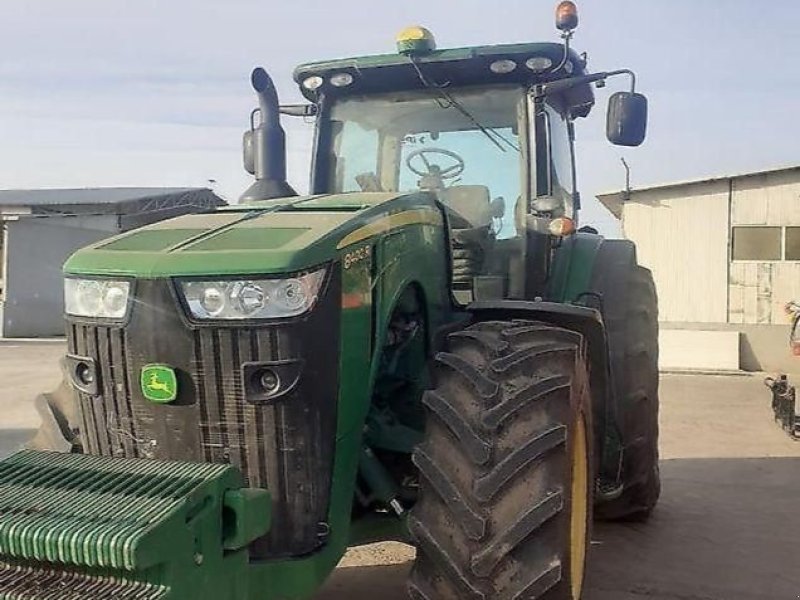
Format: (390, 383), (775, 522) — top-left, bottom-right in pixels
(245, 20), (648, 304)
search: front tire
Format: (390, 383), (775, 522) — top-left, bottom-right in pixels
(408, 320), (593, 599)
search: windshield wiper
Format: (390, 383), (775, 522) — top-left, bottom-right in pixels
(409, 58), (520, 153)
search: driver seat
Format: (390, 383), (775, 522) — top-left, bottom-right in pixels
(439, 185), (492, 227)
(438, 185), (492, 292)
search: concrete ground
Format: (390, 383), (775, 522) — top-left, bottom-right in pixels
(1, 342), (799, 599)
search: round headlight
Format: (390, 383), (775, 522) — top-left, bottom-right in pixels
(489, 59), (517, 74)
(302, 75), (324, 91)
(102, 282), (129, 317)
(200, 286), (226, 317)
(232, 282), (266, 316)
(330, 72), (354, 87)
(526, 56), (554, 73)
(274, 278), (308, 312)
(77, 280), (103, 315)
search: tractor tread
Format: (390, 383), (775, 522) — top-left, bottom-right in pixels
(470, 491), (564, 577)
(409, 517), (486, 600)
(474, 426), (566, 502)
(413, 444), (487, 540)
(490, 342), (575, 374)
(448, 330), (509, 355)
(512, 564), (563, 600)
(422, 390), (491, 466)
(435, 352), (499, 399)
(482, 375), (570, 430)
(409, 320), (593, 600)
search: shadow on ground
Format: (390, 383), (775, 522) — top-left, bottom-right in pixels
(0, 429), (35, 459)
(318, 456), (800, 600)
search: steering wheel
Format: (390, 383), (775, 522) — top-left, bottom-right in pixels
(405, 147), (466, 180)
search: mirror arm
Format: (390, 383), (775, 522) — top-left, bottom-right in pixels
(603, 69), (636, 93)
(279, 104), (318, 118)
(536, 68), (638, 96)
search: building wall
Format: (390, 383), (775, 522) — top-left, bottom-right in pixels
(617, 168), (800, 372)
(729, 170), (800, 325)
(1, 216), (117, 337)
(622, 180), (730, 323)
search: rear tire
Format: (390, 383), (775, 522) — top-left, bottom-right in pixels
(595, 266), (660, 520)
(408, 320), (593, 599)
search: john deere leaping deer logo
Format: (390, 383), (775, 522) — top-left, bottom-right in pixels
(140, 364), (178, 403)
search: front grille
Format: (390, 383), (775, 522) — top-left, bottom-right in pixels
(66, 269), (341, 559)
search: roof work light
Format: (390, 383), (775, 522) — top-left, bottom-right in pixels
(396, 26), (437, 55)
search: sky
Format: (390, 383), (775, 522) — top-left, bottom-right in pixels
(1, 1), (799, 235)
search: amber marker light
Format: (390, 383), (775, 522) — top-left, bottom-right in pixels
(556, 1), (579, 32)
(549, 217), (577, 237)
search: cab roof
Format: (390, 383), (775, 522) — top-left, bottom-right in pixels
(293, 41), (595, 117)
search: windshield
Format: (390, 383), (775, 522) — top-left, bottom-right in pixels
(325, 87), (526, 238)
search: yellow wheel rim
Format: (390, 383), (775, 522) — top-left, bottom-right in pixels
(570, 414), (589, 599)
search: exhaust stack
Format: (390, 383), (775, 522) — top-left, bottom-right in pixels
(241, 67), (297, 202)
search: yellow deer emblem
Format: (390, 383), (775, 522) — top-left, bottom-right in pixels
(148, 372), (173, 395)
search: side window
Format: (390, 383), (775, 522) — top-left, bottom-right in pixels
(546, 104), (574, 202)
(330, 120), (380, 192)
(533, 101), (574, 213)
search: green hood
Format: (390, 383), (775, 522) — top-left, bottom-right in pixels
(64, 191), (442, 277)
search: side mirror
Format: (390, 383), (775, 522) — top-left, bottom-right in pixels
(606, 91), (648, 147)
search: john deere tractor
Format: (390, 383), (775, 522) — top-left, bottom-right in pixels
(1, 3), (659, 599)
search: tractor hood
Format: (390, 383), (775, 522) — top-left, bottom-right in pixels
(64, 191), (443, 277)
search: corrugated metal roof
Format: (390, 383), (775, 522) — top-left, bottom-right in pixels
(0, 187), (206, 207)
(596, 163), (800, 218)
(598, 163), (800, 199)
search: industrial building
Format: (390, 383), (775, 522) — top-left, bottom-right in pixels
(598, 164), (800, 373)
(0, 188), (224, 338)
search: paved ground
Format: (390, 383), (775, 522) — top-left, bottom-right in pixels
(0, 341), (65, 453)
(1, 342), (799, 599)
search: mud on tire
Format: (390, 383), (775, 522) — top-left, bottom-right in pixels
(408, 320), (593, 600)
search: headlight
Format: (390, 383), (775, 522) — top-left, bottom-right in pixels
(64, 278), (131, 319)
(179, 268), (326, 320)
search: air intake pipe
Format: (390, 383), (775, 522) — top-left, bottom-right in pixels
(240, 67), (297, 202)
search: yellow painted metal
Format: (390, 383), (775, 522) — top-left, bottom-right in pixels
(395, 26), (436, 54)
(570, 413), (589, 599)
(336, 208), (443, 249)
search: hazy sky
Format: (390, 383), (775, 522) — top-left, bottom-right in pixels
(1, 1), (798, 234)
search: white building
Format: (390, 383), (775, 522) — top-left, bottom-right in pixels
(0, 188), (224, 338)
(597, 165), (800, 373)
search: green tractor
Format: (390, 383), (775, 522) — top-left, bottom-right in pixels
(2, 3), (659, 599)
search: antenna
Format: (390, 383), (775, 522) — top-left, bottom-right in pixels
(620, 157), (631, 201)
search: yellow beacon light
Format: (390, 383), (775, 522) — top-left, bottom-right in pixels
(396, 26), (436, 55)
